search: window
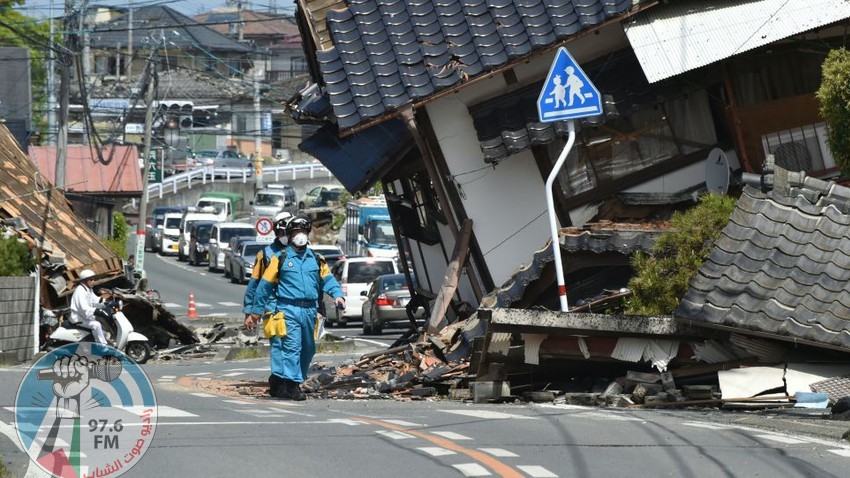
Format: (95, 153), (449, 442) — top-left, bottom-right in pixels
(761, 122), (836, 175)
(348, 262), (396, 283)
(386, 171), (442, 245)
(290, 57), (307, 73)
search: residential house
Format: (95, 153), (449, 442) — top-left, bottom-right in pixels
(29, 145), (142, 236)
(289, 0), (850, 339)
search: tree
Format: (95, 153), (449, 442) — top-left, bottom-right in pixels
(817, 47), (850, 176)
(105, 212), (129, 259)
(625, 194), (736, 315)
(0, 234), (34, 276)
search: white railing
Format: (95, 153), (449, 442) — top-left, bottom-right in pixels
(147, 163), (332, 198)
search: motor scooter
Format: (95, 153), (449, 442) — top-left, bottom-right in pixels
(42, 297), (152, 364)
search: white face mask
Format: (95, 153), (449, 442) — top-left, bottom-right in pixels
(292, 232), (308, 248)
(276, 234), (288, 246)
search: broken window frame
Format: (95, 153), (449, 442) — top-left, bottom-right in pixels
(761, 122), (838, 176)
(385, 171), (442, 245)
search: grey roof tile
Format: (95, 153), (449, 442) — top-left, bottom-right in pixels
(321, 0), (643, 129)
(350, 82), (380, 98)
(348, 70), (377, 86)
(337, 111), (362, 129)
(323, 67), (348, 85)
(327, 86), (354, 106)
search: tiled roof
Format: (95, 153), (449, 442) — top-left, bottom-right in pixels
(0, 125), (121, 276)
(316, 0), (642, 130)
(29, 145), (142, 195)
(676, 166), (850, 350)
(91, 6), (253, 53)
(481, 224), (665, 308)
(195, 10), (301, 40)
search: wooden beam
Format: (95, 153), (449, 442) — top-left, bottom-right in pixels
(427, 218), (473, 334)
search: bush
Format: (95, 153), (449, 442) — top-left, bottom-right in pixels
(817, 48), (850, 176)
(625, 193), (736, 315)
(106, 212), (129, 259)
(0, 234), (34, 276)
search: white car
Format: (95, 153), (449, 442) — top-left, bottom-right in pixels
(158, 212), (184, 255)
(207, 222), (256, 272)
(299, 184), (343, 210)
(325, 257), (398, 326)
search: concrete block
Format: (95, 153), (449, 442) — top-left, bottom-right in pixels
(601, 381), (624, 398)
(471, 381), (511, 403)
(563, 393), (600, 406)
(523, 391), (556, 403)
(608, 394), (635, 408)
(449, 388), (472, 400)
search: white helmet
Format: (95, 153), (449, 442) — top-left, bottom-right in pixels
(274, 211), (292, 222)
(78, 269), (96, 281)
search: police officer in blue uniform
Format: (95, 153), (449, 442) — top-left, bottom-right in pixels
(243, 213), (290, 397)
(252, 215), (345, 400)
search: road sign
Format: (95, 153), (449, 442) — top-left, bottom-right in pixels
(147, 152), (162, 183)
(537, 47), (602, 122)
(255, 217), (273, 236)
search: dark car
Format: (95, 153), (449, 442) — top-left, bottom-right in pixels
(187, 221), (216, 266)
(145, 205), (186, 252)
(312, 189), (343, 208)
(227, 240), (265, 284)
(361, 273), (424, 335)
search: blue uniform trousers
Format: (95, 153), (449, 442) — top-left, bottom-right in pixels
(269, 302), (316, 383)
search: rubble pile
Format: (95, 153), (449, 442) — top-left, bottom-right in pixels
(155, 322), (256, 360)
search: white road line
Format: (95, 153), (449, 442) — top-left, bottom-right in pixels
(452, 463), (491, 477)
(829, 449), (850, 457)
(194, 302), (212, 307)
(218, 301), (241, 307)
(223, 367), (267, 372)
(327, 419), (362, 426)
(376, 430), (414, 440)
(431, 431), (472, 440)
(755, 434), (809, 445)
(352, 338), (392, 347)
(186, 372), (213, 376)
(580, 412), (643, 422)
(682, 422), (734, 431)
(517, 465), (558, 478)
(417, 447), (456, 457)
(478, 448), (518, 457)
(190, 392), (218, 398)
(222, 399), (252, 405)
(160, 375), (176, 379)
(441, 410), (537, 420)
(156, 406), (199, 418)
(207, 313), (228, 317)
(221, 372), (246, 377)
(244, 409), (273, 414)
(383, 419), (425, 427)
(163, 302), (182, 308)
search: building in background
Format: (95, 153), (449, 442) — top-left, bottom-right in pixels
(0, 47), (33, 150)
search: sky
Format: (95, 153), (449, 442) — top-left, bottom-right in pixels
(17, 1), (295, 19)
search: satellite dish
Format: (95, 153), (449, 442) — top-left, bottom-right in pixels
(705, 148), (730, 195)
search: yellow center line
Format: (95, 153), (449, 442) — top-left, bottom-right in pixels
(353, 417), (523, 478)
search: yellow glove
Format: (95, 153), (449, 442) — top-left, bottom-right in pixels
(262, 311), (287, 339)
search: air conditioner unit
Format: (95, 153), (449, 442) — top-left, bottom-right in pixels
(179, 115), (193, 129)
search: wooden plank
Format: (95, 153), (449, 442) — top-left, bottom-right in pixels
(426, 219), (473, 335)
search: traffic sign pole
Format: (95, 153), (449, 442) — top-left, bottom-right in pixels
(545, 120), (575, 312)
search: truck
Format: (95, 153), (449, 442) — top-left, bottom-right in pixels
(339, 197), (398, 259)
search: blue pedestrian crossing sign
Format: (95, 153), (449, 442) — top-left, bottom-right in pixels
(537, 47), (602, 122)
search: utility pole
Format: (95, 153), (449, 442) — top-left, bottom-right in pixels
(46, 0), (57, 146)
(253, 64), (263, 189)
(134, 56), (156, 275)
(55, 0), (75, 189)
(127, 1), (133, 79)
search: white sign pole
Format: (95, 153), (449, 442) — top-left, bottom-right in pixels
(545, 120), (575, 312)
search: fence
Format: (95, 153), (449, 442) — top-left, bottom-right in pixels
(0, 276), (37, 364)
(147, 163), (333, 199)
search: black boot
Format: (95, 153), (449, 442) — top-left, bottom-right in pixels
(289, 381), (306, 401)
(274, 378), (293, 400)
(268, 374), (284, 397)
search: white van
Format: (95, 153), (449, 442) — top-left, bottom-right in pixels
(158, 212), (184, 255)
(325, 257), (398, 326)
(177, 207), (221, 262)
(207, 222), (256, 272)
(250, 184), (297, 218)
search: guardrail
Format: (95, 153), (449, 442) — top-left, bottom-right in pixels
(147, 163), (333, 199)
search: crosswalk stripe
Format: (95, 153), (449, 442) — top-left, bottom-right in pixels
(417, 447), (456, 457)
(682, 422), (733, 430)
(452, 463), (491, 477)
(376, 430), (414, 440)
(156, 406), (198, 418)
(431, 431), (472, 440)
(186, 372), (213, 376)
(222, 400), (252, 405)
(383, 419), (424, 427)
(755, 434), (809, 445)
(517, 465), (558, 478)
(194, 302), (212, 308)
(221, 372), (245, 377)
(163, 303), (182, 308)
(218, 302), (241, 307)
(829, 449), (850, 457)
(478, 448), (518, 457)
(441, 410), (537, 420)
(160, 375), (176, 379)
(190, 392), (217, 398)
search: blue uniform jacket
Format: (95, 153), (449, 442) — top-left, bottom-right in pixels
(242, 240), (284, 314)
(251, 245), (343, 316)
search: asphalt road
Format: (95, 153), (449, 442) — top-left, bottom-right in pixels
(2, 358), (850, 478)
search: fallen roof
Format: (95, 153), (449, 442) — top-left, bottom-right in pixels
(676, 165), (850, 351)
(29, 145), (142, 195)
(624, 0), (850, 83)
(302, 0), (650, 130)
(0, 125), (120, 277)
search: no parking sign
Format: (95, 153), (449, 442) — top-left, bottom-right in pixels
(255, 217), (274, 243)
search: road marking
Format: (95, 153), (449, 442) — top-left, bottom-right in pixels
(755, 434), (809, 445)
(194, 302), (212, 308)
(164, 303), (182, 308)
(579, 411), (643, 422)
(327, 419), (362, 426)
(190, 392), (217, 398)
(352, 338), (392, 347)
(829, 449), (850, 457)
(376, 430), (415, 440)
(682, 422), (734, 430)
(431, 431), (472, 440)
(441, 410), (537, 420)
(186, 372), (213, 376)
(479, 448), (518, 457)
(453, 463), (491, 476)
(383, 419), (425, 427)
(517, 465), (558, 477)
(218, 301), (241, 307)
(159, 375), (176, 379)
(156, 406), (198, 418)
(222, 399), (252, 405)
(417, 447), (457, 457)
(221, 372), (246, 377)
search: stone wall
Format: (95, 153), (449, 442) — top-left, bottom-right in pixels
(0, 276), (36, 365)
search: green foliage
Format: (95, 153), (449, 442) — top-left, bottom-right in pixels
(0, 234), (34, 276)
(331, 190), (353, 229)
(817, 48), (850, 176)
(625, 194), (736, 315)
(106, 212), (129, 259)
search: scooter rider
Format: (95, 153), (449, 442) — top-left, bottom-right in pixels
(252, 215), (345, 400)
(70, 269), (110, 345)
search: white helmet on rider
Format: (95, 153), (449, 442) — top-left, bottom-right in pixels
(78, 269), (96, 281)
(274, 211), (292, 222)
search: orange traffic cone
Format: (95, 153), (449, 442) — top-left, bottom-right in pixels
(187, 292), (198, 319)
